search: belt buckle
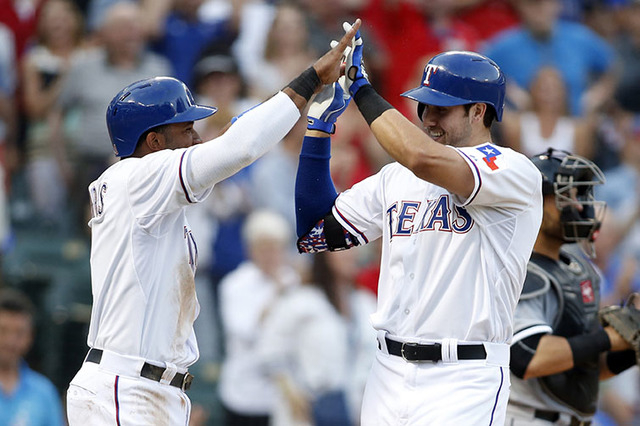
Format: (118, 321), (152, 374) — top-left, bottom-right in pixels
(181, 372), (194, 391)
(401, 342), (419, 362)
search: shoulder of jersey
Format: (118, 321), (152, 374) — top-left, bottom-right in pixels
(457, 143), (512, 173)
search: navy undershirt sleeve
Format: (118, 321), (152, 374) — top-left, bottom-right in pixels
(295, 136), (338, 238)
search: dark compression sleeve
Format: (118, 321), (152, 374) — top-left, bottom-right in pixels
(295, 136), (338, 238)
(510, 333), (544, 379)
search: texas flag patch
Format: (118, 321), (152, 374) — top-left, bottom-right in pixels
(476, 144), (503, 171)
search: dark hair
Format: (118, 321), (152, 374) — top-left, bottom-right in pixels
(464, 103), (497, 128)
(131, 124), (169, 156)
(0, 288), (35, 319)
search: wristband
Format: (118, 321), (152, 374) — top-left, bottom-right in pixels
(354, 85), (393, 125)
(307, 117), (335, 134)
(286, 67), (321, 102)
(567, 329), (611, 365)
(605, 350), (636, 375)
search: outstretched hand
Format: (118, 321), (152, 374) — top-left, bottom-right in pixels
(313, 18), (361, 85)
(340, 22), (370, 96)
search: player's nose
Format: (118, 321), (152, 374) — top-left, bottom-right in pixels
(193, 131), (203, 145)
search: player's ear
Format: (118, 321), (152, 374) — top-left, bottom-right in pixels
(145, 130), (164, 152)
(472, 103), (486, 122)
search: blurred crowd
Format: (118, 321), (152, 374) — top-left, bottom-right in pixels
(0, 0), (640, 424)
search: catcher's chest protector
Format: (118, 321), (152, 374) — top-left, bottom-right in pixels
(526, 245), (602, 415)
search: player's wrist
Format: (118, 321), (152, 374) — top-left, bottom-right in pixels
(567, 329), (611, 365)
(307, 117), (335, 134)
(605, 349), (636, 374)
(350, 77), (371, 97)
(354, 85), (393, 125)
(287, 67), (322, 102)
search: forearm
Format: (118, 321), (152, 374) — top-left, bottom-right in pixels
(187, 92), (299, 192)
(523, 334), (574, 379)
(354, 86), (472, 196)
(295, 133), (338, 237)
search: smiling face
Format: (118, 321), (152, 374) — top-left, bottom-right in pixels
(420, 104), (474, 147)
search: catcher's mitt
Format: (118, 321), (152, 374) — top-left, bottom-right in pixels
(599, 293), (640, 364)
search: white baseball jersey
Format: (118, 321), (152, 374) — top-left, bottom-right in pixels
(333, 143), (543, 344)
(84, 92), (299, 370)
(87, 149), (206, 368)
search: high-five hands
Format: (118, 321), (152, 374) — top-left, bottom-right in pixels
(332, 22), (371, 96)
(313, 19), (362, 86)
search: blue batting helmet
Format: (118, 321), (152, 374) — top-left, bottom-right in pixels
(106, 76), (217, 157)
(401, 51), (506, 122)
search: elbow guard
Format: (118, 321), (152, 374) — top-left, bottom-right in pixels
(324, 213), (354, 251)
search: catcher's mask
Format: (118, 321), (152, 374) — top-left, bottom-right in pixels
(531, 148), (606, 253)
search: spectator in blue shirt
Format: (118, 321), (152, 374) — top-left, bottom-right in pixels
(0, 288), (64, 426)
(483, 0), (616, 117)
(151, 0), (238, 88)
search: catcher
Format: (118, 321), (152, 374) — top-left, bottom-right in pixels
(506, 148), (637, 425)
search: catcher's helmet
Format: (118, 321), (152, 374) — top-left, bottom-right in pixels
(401, 51), (506, 122)
(106, 76), (217, 157)
(531, 148), (606, 245)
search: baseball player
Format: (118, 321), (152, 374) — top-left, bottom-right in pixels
(64, 19), (361, 425)
(506, 148), (636, 426)
(294, 28), (543, 425)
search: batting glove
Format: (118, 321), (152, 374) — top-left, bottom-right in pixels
(339, 22), (370, 97)
(307, 78), (351, 134)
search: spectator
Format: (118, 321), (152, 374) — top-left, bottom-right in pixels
(49, 1), (172, 228)
(329, 102), (390, 192)
(21, 0), (85, 226)
(192, 43), (257, 140)
(298, 0), (361, 58)
(256, 254), (351, 426)
(455, 0), (519, 45)
(311, 249), (377, 425)
(498, 66), (597, 159)
(243, 2), (316, 101)
(613, 0), (640, 112)
(191, 44), (260, 291)
(595, 109), (640, 304)
(0, 0), (44, 60)
(150, 0), (238, 88)
(250, 116), (306, 230)
(363, 0), (479, 116)
(85, 0), (172, 38)
(0, 22), (15, 252)
(483, 0), (616, 117)
(0, 288), (65, 426)
(218, 209), (302, 426)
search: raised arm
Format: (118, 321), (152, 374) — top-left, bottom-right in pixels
(283, 19), (361, 112)
(294, 81), (360, 253)
(339, 26), (483, 199)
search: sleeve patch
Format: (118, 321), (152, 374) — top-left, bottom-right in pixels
(475, 144), (503, 171)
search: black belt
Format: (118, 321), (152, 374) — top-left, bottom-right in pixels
(384, 337), (486, 362)
(534, 409), (591, 426)
(85, 348), (193, 391)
